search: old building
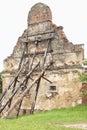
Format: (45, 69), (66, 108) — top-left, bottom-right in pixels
(1, 3), (84, 117)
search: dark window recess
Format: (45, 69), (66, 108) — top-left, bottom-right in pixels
(48, 85), (57, 92)
(23, 109), (26, 115)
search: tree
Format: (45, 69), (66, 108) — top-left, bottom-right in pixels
(84, 58), (87, 65)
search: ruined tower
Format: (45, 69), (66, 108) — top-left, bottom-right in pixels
(1, 3), (84, 117)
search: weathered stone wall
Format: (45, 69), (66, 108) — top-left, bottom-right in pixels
(81, 83), (87, 104)
(1, 70), (82, 117)
(21, 71), (82, 109)
(1, 3), (84, 117)
(28, 3), (52, 25)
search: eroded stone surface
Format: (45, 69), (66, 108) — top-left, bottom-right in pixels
(1, 3), (84, 117)
(28, 3), (52, 25)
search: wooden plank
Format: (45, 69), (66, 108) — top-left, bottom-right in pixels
(42, 76), (52, 84)
(16, 43), (37, 117)
(0, 59), (29, 103)
(5, 43), (29, 108)
(29, 76), (52, 84)
(29, 42), (37, 70)
(28, 32), (54, 42)
(43, 40), (50, 66)
(30, 78), (41, 114)
(16, 76), (29, 117)
(2, 61), (53, 119)
(24, 50), (53, 57)
(0, 62), (40, 113)
(16, 97), (23, 117)
(23, 29), (54, 38)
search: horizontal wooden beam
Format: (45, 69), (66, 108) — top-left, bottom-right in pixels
(20, 30), (55, 43)
(2, 61), (53, 119)
(24, 50), (53, 57)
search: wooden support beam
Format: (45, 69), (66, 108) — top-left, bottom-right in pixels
(0, 62), (40, 113)
(29, 43), (37, 70)
(42, 76), (52, 84)
(2, 43), (29, 108)
(2, 61), (53, 119)
(20, 29), (54, 41)
(0, 43), (28, 103)
(16, 97), (23, 117)
(16, 76), (29, 117)
(28, 33), (54, 42)
(29, 76), (52, 84)
(16, 44), (37, 117)
(30, 78), (41, 114)
(24, 50), (53, 57)
(43, 39), (50, 67)
(0, 59), (29, 103)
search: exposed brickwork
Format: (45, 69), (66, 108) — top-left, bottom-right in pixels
(82, 83), (87, 104)
(1, 3), (84, 117)
(56, 26), (84, 54)
(28, 3), (52, 25)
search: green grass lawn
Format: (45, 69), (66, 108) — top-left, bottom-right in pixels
(0, 105), (87, 130)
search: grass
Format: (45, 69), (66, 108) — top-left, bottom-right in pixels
(0, 105), (87, 130)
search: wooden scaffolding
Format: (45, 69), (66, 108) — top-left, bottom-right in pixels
(0, 36), (54, 119)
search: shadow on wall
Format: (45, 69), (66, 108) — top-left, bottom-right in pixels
(0, 75), (2, 93)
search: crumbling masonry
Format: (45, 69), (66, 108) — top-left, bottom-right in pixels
(0, 3), (84, 118)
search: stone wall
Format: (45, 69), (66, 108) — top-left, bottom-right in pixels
(1, 3), (84, 117)
(81, 83), (87, 104)
(28, 3), (52, 25)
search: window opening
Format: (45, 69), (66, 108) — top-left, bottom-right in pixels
(48, 85), (58, 93)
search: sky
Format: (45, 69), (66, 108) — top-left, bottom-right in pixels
(0, 0), (87, 71)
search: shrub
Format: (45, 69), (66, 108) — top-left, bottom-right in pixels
(78, 72), (87, 82)
(84, 58), (87, 65)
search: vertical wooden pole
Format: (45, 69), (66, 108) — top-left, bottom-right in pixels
(2, 61), (52, 119)
(0, 62), (39, 113)
(30, 78), (41, 114)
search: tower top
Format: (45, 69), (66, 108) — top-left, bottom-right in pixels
(28, 3), (52, 25)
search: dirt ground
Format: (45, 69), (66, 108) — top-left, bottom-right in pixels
(62, 123), (87, 130)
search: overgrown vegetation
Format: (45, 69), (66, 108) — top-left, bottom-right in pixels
(0, 105), (87, 130)
(84, 58), (87, 65)
(0, 75), (2, 93)
(78, 72), (87, 82)
(78, 58), (87, 82)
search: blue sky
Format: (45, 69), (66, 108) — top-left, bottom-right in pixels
(0, 0), (87, 71)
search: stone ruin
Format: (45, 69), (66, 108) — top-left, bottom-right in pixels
(0, 3), (84, 118)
